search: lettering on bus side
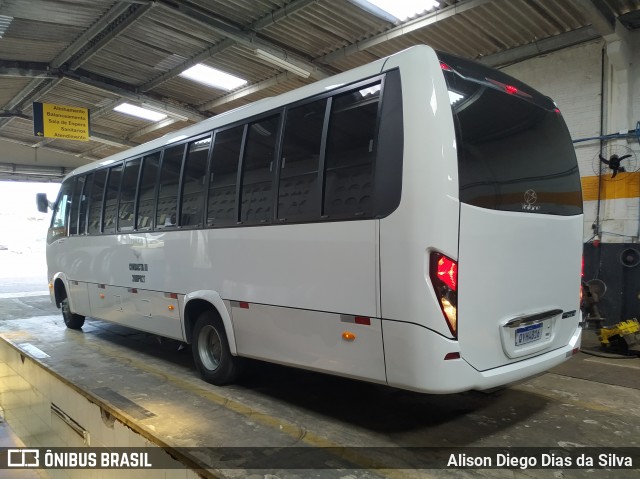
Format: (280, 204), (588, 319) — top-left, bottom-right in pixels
(129, 263), (149, 271)
(132, 275), (146, 283)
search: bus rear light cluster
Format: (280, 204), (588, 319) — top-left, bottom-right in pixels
(430, 252), (458, 338)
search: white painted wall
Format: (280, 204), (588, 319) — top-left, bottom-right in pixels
(501, 33), (640, 243)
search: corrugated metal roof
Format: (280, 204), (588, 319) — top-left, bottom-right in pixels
(0, 0), (637, 166)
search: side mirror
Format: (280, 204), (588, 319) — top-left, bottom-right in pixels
(36, 193), (50, 213)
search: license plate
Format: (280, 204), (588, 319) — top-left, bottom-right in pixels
(515, 322), (543, 346)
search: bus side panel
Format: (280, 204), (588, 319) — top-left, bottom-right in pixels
(68, 280), (91, 317)
(86, 283), (183, 340)
(378, 46), (460, 336)
(169, 222), (379, 318)
(233, 303), (386, 383)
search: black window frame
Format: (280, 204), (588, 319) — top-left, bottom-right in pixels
(238, 112), (283, 226)
(87, 167), (109, 235)
(78, 173), (93, 236)
(117, 157), (143, 233)
(179, 133), (213, 229)
(136, 149), (163, 232)
(66, 69), (403, 234)
(102, 164), (123, 234)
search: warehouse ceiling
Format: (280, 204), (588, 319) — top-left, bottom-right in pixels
(0, 0), (638, 181)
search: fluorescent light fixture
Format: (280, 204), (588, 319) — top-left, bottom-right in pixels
(179, 64), (247, 91)
(0, 15), (13, 39)
(324, 83), (345, 91)
(254, 49), (311, 78)
(448, 91), (463, 104)
(114, 103), (167, 122)
(354, 0), (439, 21)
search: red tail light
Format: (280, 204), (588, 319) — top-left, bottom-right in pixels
(430, 252), (458, 338)
(505, 84), (518, 95)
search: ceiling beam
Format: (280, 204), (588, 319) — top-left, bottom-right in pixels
(0, 61), (208, 122)
(62, 70), (208, 122)
(157, 0), (330, 80)
(140, 38), (236, 93)
(316, 0), (491, 65)
(479, 26), (600, 68)
(68, 2), (155, 71)
(572, 0), (616, 37)
(50, 2), (133, 69)
(0, 78), (63, 129)
(199, 0), (491, 112)
(128, 117), (180, 140)
(140, 0), (319, 92)
(199, 71), (294, 112)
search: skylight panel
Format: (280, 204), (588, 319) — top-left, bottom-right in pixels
(0, 15), (13, 38)
(179, 64), (247, 91)
(114, 103), (167, 122)
(354, 0), (440, 22)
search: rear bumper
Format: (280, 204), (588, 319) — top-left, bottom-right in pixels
(383, 319), (582, 394)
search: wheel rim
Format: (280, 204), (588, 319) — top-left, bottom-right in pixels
(198, 325), (222, 371)
(61, 298), (71, 321)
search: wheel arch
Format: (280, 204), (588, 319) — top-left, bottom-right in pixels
(183, 291), (237, 355)
(52, 272), (69, 308)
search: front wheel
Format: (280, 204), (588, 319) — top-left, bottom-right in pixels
(61, 296), (85, 330)
(192, 310), (241, 385)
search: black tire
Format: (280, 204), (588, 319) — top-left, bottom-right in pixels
(61, 296), (85, 330)
(191, 310), (241, 385)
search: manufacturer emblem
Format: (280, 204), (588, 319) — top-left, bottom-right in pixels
(522, 189), (540, 211)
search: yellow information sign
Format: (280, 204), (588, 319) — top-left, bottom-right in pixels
(33, 102), (90, 142)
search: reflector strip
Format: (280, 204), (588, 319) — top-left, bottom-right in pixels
(164, 292), (178, 299)
(98, 284), (106, 289)
(354, 316), (371, 325)
(128, 288), (138, 294)
(340, 314), (372, 325)
(239, 301), (249, 309)
(444, 352), (460, 360)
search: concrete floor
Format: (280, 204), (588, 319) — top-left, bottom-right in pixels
(0, 263), (639, 478)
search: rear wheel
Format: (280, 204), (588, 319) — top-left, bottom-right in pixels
(192, 310), (241, 385)
(61, 296), (85, 330)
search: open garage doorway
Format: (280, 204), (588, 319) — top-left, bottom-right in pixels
(0, 181), (60, 295)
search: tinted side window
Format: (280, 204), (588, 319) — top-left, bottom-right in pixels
(156, 145), (185, 228)
(180, 137), (210, 227)
(136, 153), (160, 230)
(240, 115), (279, 224)
(78, 173), (92, 235)
(51, 178), (74, 230)
(68, 176), (84, 235)
(324, 82), (380, 217)
(102, 165), (122, 234)
(88, 169), (107, 234)
(278, 100), (325, 220)
(207, 126), (243, 226)
(118, 158), (141, 232)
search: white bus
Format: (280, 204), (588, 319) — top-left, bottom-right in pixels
(37, 45), (583, 394)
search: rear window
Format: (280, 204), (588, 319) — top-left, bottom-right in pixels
(439, 52), (582, 216)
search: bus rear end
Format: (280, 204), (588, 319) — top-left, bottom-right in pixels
(382, 48), (583, 393)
